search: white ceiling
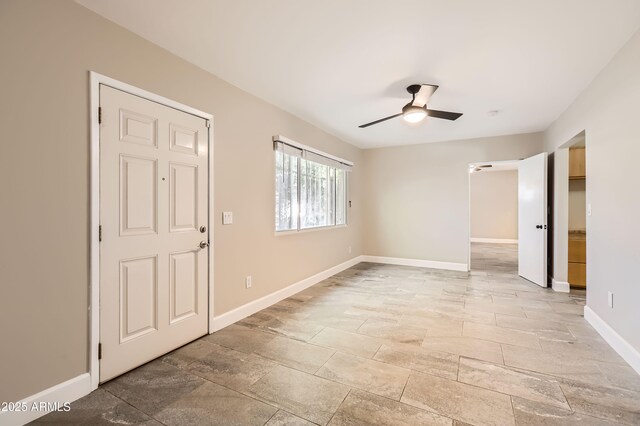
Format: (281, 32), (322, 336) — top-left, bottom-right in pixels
(77, 0), (640, 149)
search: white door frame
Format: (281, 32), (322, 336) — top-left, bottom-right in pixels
(89, 71), (214, 390)
(467, 159), (520, 271)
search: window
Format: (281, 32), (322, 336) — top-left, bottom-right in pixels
(274, 137), (351, 232)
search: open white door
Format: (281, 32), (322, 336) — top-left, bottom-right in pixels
(518, 152), (548, 286)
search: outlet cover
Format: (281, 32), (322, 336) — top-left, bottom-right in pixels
(223, 211), (233, 225)
(245, 276), (252, 289)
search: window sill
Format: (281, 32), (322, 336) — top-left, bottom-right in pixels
(275, 224), (347, 237)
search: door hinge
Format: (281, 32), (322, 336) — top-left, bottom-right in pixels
(98, 343), (102, 360)
(205, 120), (210, 128)
(98, 107), (102, 124)
(99, 225), (102, 242)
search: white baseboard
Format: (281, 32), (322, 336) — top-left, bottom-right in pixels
(584, 306), (640, 375)
(470, 238), (518, 244)
(0, 373), (91, 426)
(210, 256), (363, 331)
(552, 278), (570, 293)
(360, 255), (468, 272)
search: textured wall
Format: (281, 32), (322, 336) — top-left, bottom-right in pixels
(470, 170), (518, 240)
(545, 27), (640, 352)
(0, 0), (363, 402)
(362, 133), (543, 265)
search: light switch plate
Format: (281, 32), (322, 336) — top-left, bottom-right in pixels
(222, 211), (233, 225)
(587, 204), (592, 216)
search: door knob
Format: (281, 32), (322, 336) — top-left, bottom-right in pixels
(200, 226), (207, 233)
(199, 241), (209, 249)
(536, 225), (542, 229)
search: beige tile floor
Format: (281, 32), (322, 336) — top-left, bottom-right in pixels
(34, 243), (640, 425)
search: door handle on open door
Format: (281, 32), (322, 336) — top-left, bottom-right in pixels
(536, 225), (543, 229)
(199, 241), (209, 249)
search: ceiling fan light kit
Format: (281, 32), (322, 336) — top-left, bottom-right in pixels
(402, 104), (427, 123)
(359, 83), (463, 128)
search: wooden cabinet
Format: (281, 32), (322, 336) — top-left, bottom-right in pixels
(568, 240), (586, 263)
(568, 262), (586, 288)
(567, 147), (586, 288)
(569, 147), (585, 179)
(568, 236), (586, 288)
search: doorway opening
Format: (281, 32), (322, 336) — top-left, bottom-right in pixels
(550, 131), (588, 294)
(468, 160), (520, 275)
(468, 152), (549, 288)
(567, 134), (587, 290)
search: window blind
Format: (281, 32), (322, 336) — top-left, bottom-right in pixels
(273, 135), (353, 172)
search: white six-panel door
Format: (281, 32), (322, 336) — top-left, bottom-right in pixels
(99, 85), (209, 382)
(518, 152), (548, 287)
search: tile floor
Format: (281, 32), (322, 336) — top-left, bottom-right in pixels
(34, 243), (640, 425)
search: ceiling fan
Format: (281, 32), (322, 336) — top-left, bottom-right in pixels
(359, 84), (463, 128)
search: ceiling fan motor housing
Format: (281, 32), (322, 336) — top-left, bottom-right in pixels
(407, 84), (424, 95)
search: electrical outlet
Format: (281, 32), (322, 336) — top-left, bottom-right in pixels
(608, 291), (613, 308)
(223, 211), (233, 225)
(245, 276), (252, 289)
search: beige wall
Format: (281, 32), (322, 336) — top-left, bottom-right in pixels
(545, 27), (640, 351)
(568, 179), (586, 230)
(0, 0), (363, 402)
(470, 170), (518, 240)
(362, 133), (544, 265)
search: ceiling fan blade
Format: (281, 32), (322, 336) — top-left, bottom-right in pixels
(426, 109), (463, 121)
(358, 112), (403, 128)
(412, 84), (439, 107)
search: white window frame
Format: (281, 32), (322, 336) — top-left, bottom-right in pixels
(273, 135), (352, 234)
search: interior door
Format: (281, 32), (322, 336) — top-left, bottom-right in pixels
(518, 152), (548, 286)
(99, 85), (209, 382)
